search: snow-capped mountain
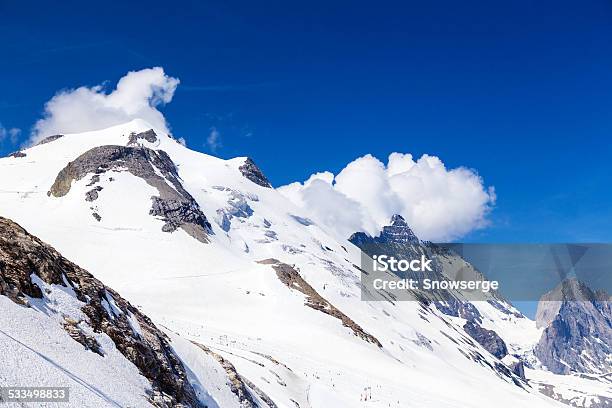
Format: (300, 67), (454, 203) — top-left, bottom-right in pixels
(535, 279), (611, 376)
(0, 119), (609, 407)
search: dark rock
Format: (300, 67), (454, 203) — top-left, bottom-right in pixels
(92, 212), (102, 222)
(0, 217), (203, 407)
(191, 342), (258, 408)
(463, 321), (508, 359)
(150, 197), (210, 238)
(458, 302), (483, 324)
(534, 279), (611, 375)
(86, 175), (100, 186)
(258, 259), (382, 348)
(63, 318), (104, 356)
(347, 231), (371, 247)
(239, 157), (271, 188)
(508, 359), (525, 380)
(8, 151), (26, 158)
(85, 186), (103, 202)
(34, 134), (64, 146)
(349, 215), (419, 246)
(48, 145), (211, 243)
(216, 210), (231, 232)
(380, 215), (419, 244)
(128, 129), (158, 145)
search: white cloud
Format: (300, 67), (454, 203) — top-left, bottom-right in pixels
(278, 153), (495, 242)
(206, 127), (222, 152)
(0, 124), (21, 145)
(30, 67), (179, 144)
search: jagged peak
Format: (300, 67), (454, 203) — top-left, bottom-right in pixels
(349, 214), (419, 246)
(238, 157), (272, 188)
(127, 128), (158, 145)
(390, 214), (408, 226)
(380, 214), (419, 244)
(544, 277), (601, 302)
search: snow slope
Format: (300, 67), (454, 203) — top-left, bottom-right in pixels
(0, 284), (152, 408)
(0, 119), (597, 407)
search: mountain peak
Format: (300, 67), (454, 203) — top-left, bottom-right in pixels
(535, 278), (612, 375)
(239, 157), (272, 188)
(379, 214), (419, 244)
(390, 214), (408, 226)
(349, 214), (419, 246)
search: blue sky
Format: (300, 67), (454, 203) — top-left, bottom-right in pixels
(1, 0), (612, 244)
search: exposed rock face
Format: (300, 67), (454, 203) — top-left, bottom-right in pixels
(239, 157), (271, 188)
(85, 186), (103, 201)
(378, 214), (419, 244)
(191, 342), (258, 408)
(63, 318), (104, 356)
(349, 214), (418, 246)
(150, 197), (210, 237)
(501, 355), (526, 381)
(463, 321), (508, 359)
(128, 129), (158, 145)
(535, 279), (611, 375)
(258, 259), (382, 348)
(0, 217), (203, 407)
(435, 298), (484, 323)
(351, 214), (515, 320)
(509, 360), (525, 380)
(34, 134), (64, 146)
(49, 145), (211, 243)
(8, 151), (26, 158)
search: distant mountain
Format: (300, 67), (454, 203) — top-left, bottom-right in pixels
(535, 279), (611, 375)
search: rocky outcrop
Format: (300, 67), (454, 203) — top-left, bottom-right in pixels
(502, 355), (526, 380)
(85, 186), (103, 201)
(34, 134), (64, 146)
(48, 145), (212, 243)
(509, 360), (525, 380)
(259, 259), (382, 348)
(128, 129), (158, 145)
(0, 216), (203, 407)
(463, 321), (508, 359)
(239, 157), (271, 188)
(535, 279), (611, 375)
(150, 197), (211, 237)
(8, 151), (26, 158)
(191, 342), (257, 408)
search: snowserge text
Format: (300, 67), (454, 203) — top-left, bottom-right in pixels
(372, 278), (499, 293)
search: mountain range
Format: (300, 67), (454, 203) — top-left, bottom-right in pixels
(0, 119), (609, 408)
